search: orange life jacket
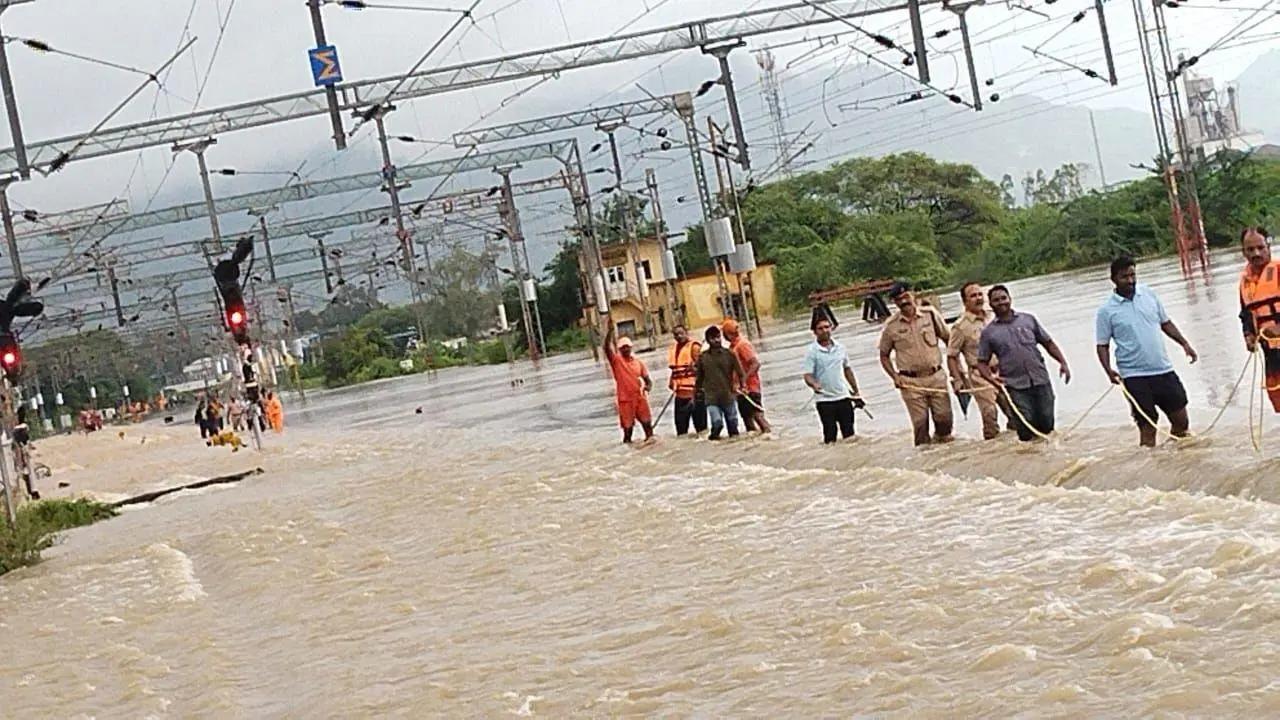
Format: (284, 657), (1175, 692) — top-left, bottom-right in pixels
(668, 340), (701, 394)
(1241, 260), (1280, 349)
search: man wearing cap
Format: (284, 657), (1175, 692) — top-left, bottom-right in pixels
(878, 282), (954, 446)
(604, 324), (654, 444)
(723, 318), (771, 434)
(667, 324), (707, 436)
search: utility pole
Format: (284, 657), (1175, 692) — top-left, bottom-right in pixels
(946, 1), (984, 110)
(601, 124), (656, 349)
(645, 168), (680, 328)
(106, 261), (125, 327)
(703, 42), (751, 171)
(0, 176), (21, 277)
(306, 0), (348, 151)
(310, 231), (334, 293)
(710, 119), (755, 337)
(248, 207), (278, 282)
(495, 166), (541, 362)
(365, 104), (427, 343)
(673, 92), (732, 318)
(173, 138), (223, 254)
(1132, 0), (1207, 277)
(1089, 110), (1108, 190)
(0, 2), (30, 179)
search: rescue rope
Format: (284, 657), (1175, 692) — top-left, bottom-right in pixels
(1200, 353), (1254, 436)
(998, 385), (1056, 441)
(1117, 381), (1194, 445)
(1249, 348), (1264, 453)
(1061, 385), (1116, 437)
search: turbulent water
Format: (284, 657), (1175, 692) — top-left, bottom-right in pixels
(2, 251), (1279, 717)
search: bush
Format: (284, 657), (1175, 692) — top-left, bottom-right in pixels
(0, 499), (118, 576)
(352, 356), (408, 384)
(546, 327), (590, 354)
(468, 339), (511, 365)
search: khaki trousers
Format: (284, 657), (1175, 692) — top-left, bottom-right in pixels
(899, 369), (953, 446)
(968, 369), (1012, 440)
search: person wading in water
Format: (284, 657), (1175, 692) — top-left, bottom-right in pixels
(666, 324), (706, 436)
(1239, 226), (1280, 413)
(604, 324), (654, 444)
(1095, 256), (1198, 447)
(695, 325), (746, 440)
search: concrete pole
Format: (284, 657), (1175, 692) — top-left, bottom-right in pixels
(371, 107), (427, 344)
(495, 167), (539, 362)
(306, 0), (348, 150)
(644, 168), (679, 328)
(250, 210), (278, 282)
(605, 127), (656, 349)
(0, 179), (21, 278)
(193, 144), (223, 253)
(0, 9), (30, 179)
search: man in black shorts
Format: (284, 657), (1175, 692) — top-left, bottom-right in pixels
(1095, 256), (1199, 446)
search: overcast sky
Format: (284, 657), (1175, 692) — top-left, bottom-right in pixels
(1, 0), (1275, 317)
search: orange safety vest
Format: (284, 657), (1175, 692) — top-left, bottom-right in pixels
(668, 340), (701, 395)
(1241, 260), (1280, 349)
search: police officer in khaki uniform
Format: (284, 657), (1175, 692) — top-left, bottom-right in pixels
(878, 282), (955, 446)
(947, 281), (1012, 439)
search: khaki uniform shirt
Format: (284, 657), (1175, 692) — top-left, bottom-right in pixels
(947, 310), (989, 370)
(878, 305), (949, 374)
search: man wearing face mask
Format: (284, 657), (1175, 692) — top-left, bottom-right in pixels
(878, 282), (954, 446)
(1239, 226), (1280, 413)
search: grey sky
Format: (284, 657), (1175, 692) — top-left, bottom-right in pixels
(1, 0), (1275, 324)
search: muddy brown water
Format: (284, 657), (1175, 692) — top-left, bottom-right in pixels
(1, 251), (1278, 717)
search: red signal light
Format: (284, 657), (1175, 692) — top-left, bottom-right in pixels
(2, 351), (15, 367)
(229, 309), (244, 326)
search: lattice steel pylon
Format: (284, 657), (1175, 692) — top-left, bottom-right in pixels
(754, 49), (793, 178)
(1132, 0), (1208, 279)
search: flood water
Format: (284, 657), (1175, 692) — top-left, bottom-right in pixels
(2, 250), (1279, 717)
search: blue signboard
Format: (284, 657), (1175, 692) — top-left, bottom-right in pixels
(309, 45), (343, 87)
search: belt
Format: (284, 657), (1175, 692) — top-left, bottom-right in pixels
(898, 366), (941, 378)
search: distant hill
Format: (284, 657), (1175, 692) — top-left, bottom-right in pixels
(1235, 49), (1280, 143)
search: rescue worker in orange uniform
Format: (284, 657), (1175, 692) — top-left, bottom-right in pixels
(1239, 226), (1280, 412)
(667, 324), (706, 436)
(604, 324), (654, 444)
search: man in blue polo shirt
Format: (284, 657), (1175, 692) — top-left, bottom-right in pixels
(1095, 256), (1199, 447)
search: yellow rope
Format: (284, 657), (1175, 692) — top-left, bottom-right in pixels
(998, 385), (1056, 441)
(1201, 354), (1254, 435)
(1250, 348), (1264, 453)
(1116, 380), (1194, 445)
(1062, 384), (1116, 437)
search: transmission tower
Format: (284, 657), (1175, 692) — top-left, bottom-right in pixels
(754, 49), (793, 179)
(1132, 0), (1208, 278)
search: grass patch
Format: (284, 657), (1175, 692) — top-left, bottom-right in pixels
(0, 498), (118, 576)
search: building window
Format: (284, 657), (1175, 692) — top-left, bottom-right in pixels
(606, 265), (626, 284)
(641, 260), (652, 280)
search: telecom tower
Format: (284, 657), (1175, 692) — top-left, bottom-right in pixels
(754, 50), (793, 179)
(1132, 0), (1208, 278)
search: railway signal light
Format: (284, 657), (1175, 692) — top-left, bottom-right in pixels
(0, 332), (21, 382)
(213, 238), (254, 346)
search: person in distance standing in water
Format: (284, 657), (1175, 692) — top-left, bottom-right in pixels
(878, 282), (954, 446)
(947, 281), (1013, 440)
(803, 312), (865, 444)
(695, 325), (745, 440)
(977, 285), (1071, 441)
(723, 318), (771, 434)
(603, 324), (654, 444)
(666, 323), (706, 436)
(1095, 256), (1198, 446)
(1239, 226), (1280, 413)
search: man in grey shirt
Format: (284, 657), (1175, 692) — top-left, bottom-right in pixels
(976, 285), (1072, 441)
